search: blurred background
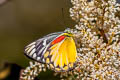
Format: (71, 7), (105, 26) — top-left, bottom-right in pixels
(0, 0), (120, 80)
(0, 0), (75, 79)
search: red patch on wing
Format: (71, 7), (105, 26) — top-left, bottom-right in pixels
(51, 35), (65, 45)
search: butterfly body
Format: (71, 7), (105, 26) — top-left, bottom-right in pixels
(24, 29), (77, 72)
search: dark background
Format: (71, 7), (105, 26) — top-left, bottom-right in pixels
(0, 0), (74, 67)
(0, 0), (120, 79)
(0, 0), (75, 79)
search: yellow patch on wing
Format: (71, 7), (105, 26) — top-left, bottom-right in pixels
(49, 64), (54, 68)
(46, 58), (50, 63)
(49, 37), (77, 71)
(63, 66), (68, 70)
(44, 51), (49, 58)
(66, 38), (77, 63)
(54, 54), (60, 67)
(55, 68), (61, 71)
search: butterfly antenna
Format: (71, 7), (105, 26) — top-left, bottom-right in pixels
(61, 8), (67, 28)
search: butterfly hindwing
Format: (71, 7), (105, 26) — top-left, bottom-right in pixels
(43, 36), (77, 72)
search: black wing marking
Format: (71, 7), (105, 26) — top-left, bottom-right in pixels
(24, 32), (63, 63)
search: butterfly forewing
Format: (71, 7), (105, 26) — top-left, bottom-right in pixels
(24, 32), (62, 63)
(24, 31), (77, 72)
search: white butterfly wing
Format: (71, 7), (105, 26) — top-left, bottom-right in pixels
(24, 32), (62, 63)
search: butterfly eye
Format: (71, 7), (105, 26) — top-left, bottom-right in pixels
(64, 28), (71, 33)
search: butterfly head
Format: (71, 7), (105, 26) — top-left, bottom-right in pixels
(64, 28), (73, 37)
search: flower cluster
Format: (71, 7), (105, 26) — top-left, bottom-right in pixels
(21, 0), (120, 80)
(20, 61), (46, 80)
(69, 0), (120, 79)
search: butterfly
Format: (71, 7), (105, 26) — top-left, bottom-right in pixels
(24, 28), (77, 72)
